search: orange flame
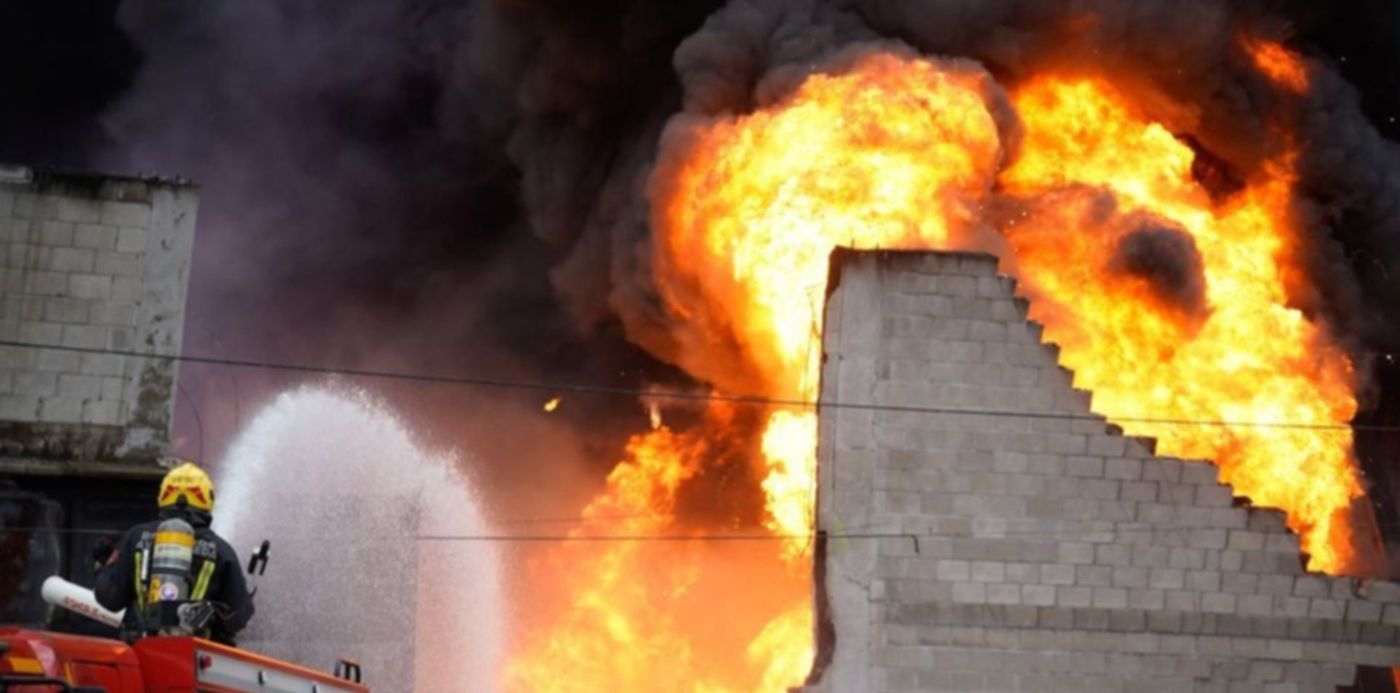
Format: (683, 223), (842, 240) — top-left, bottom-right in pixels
(1243, 37), (1310, 93)
(509, 45), (1364, 691)
(506, 406), (813, 692)
(1000, 76), (1362, 572)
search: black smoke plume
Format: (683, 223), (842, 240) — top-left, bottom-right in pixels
(1110, 223), (1210, 320)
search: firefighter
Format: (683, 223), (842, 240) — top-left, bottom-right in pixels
(94, 461), (254, 644)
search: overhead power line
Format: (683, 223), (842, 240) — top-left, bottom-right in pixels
(2, 339), (1396, 433)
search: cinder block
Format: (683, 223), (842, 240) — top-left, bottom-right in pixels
(73, 224), (117, 249)
(34, 347), (77, 372)
(1157, 483), (1196, 505)
(1092, 588), (1128, 609)
(60, 324), (105, 349)
(57, 373), (102, 398)
(1022, 584), (1056, 606)
(1195, 484), (1234, 508)
(38, 396), (83, 422)
(1128, 588), (1166, 611)
(1059, 542), (1095, 565)
(1237, 595), (1272, 617)
(952, 582), (987, 604)
(1141, 458), (1181, 482)
(1039, 564), (1075, 587)
(1046, 433), (1088, 455)
(10, 192), (36, 218)
(1223, 573), (1260, 595)
(1149, 569), (1185, 591)
(46, 247), (94, 272)
(1263, 533), (1299, 554)
(0, 393), (38, 419)
(1168, 547), (1206, 570)
(937, 560), (971, 582)
(1166, 590), (1200, 612)
(37, 220), (74, 245)
(1308, 599), (1345, 621)
(1338, 599), (1383, 627)
(95, 251), (142, 277)
(115, 227), (147, 253)
(967, 319), (1005, 342)
(969, 561), (1006, 583)
(1057, 586), (1093, 608)
(13, 371), (57, 396)
(1294, 577), (1331, 598)
(1181, 462), (1219, 485)
(82, 398), (123, 425)
(1121, 481), (1158, 502)
(1104, 458), (1141, 480)
(24, 271), (67, 296)
(1278, 596), (1310, 619)
(55, 196), (101, 223)
(987, 584), (1020, 604)
(1202, 593), (1237, 614)
(1365, 581), (1400, 604)
(101, 200), (151, 227)
(108, 327), (134, 350)
(1245, 509), (1289, 533)
(1076, 566), (1113, 590)
(1128, 545), (1169, 568)
(67, 274), (112, 300)
(1096, 544), (1131, 566)
(1087, 436), (1127, 458)
(1380, 604), (1400, 627)
(1067, 455), (1106, 478)
(1188, 528), (1229, 549)
(111, 277), (140, 301)
(1256, 575), (1294, 596)
(1112, 566), (1149, 589)
(44, 298), (89, 324)
(91, 301), (137, 326)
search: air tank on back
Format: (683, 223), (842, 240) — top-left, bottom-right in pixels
(145, 517), (196, 634)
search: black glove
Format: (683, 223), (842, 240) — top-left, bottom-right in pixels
(91, 537), (116, 572)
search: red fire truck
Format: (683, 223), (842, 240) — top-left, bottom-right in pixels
(0, 626), (367, 693)
(2, 541), (367, 693)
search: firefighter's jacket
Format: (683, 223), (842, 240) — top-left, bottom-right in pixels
(94, 509), (254, 643)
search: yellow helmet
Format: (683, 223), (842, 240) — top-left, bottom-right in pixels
(158, 461), (215, 512)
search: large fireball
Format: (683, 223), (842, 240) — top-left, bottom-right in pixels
(508, 43), (1367, 692)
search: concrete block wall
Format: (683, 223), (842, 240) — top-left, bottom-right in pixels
(0, 166), (198, 465)
(804, 250), (1400, 692)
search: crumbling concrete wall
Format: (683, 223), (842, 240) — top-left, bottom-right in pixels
(0, 165), (197, 467)
(805, 250), (1400, 692)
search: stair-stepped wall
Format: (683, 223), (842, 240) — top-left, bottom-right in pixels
(805, 249), (1400, 693)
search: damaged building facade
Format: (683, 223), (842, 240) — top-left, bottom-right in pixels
(0, 164), (197, 623)
(804, 251), (1400, 692)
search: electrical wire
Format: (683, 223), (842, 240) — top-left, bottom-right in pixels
(2, 339), (1395, 433)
